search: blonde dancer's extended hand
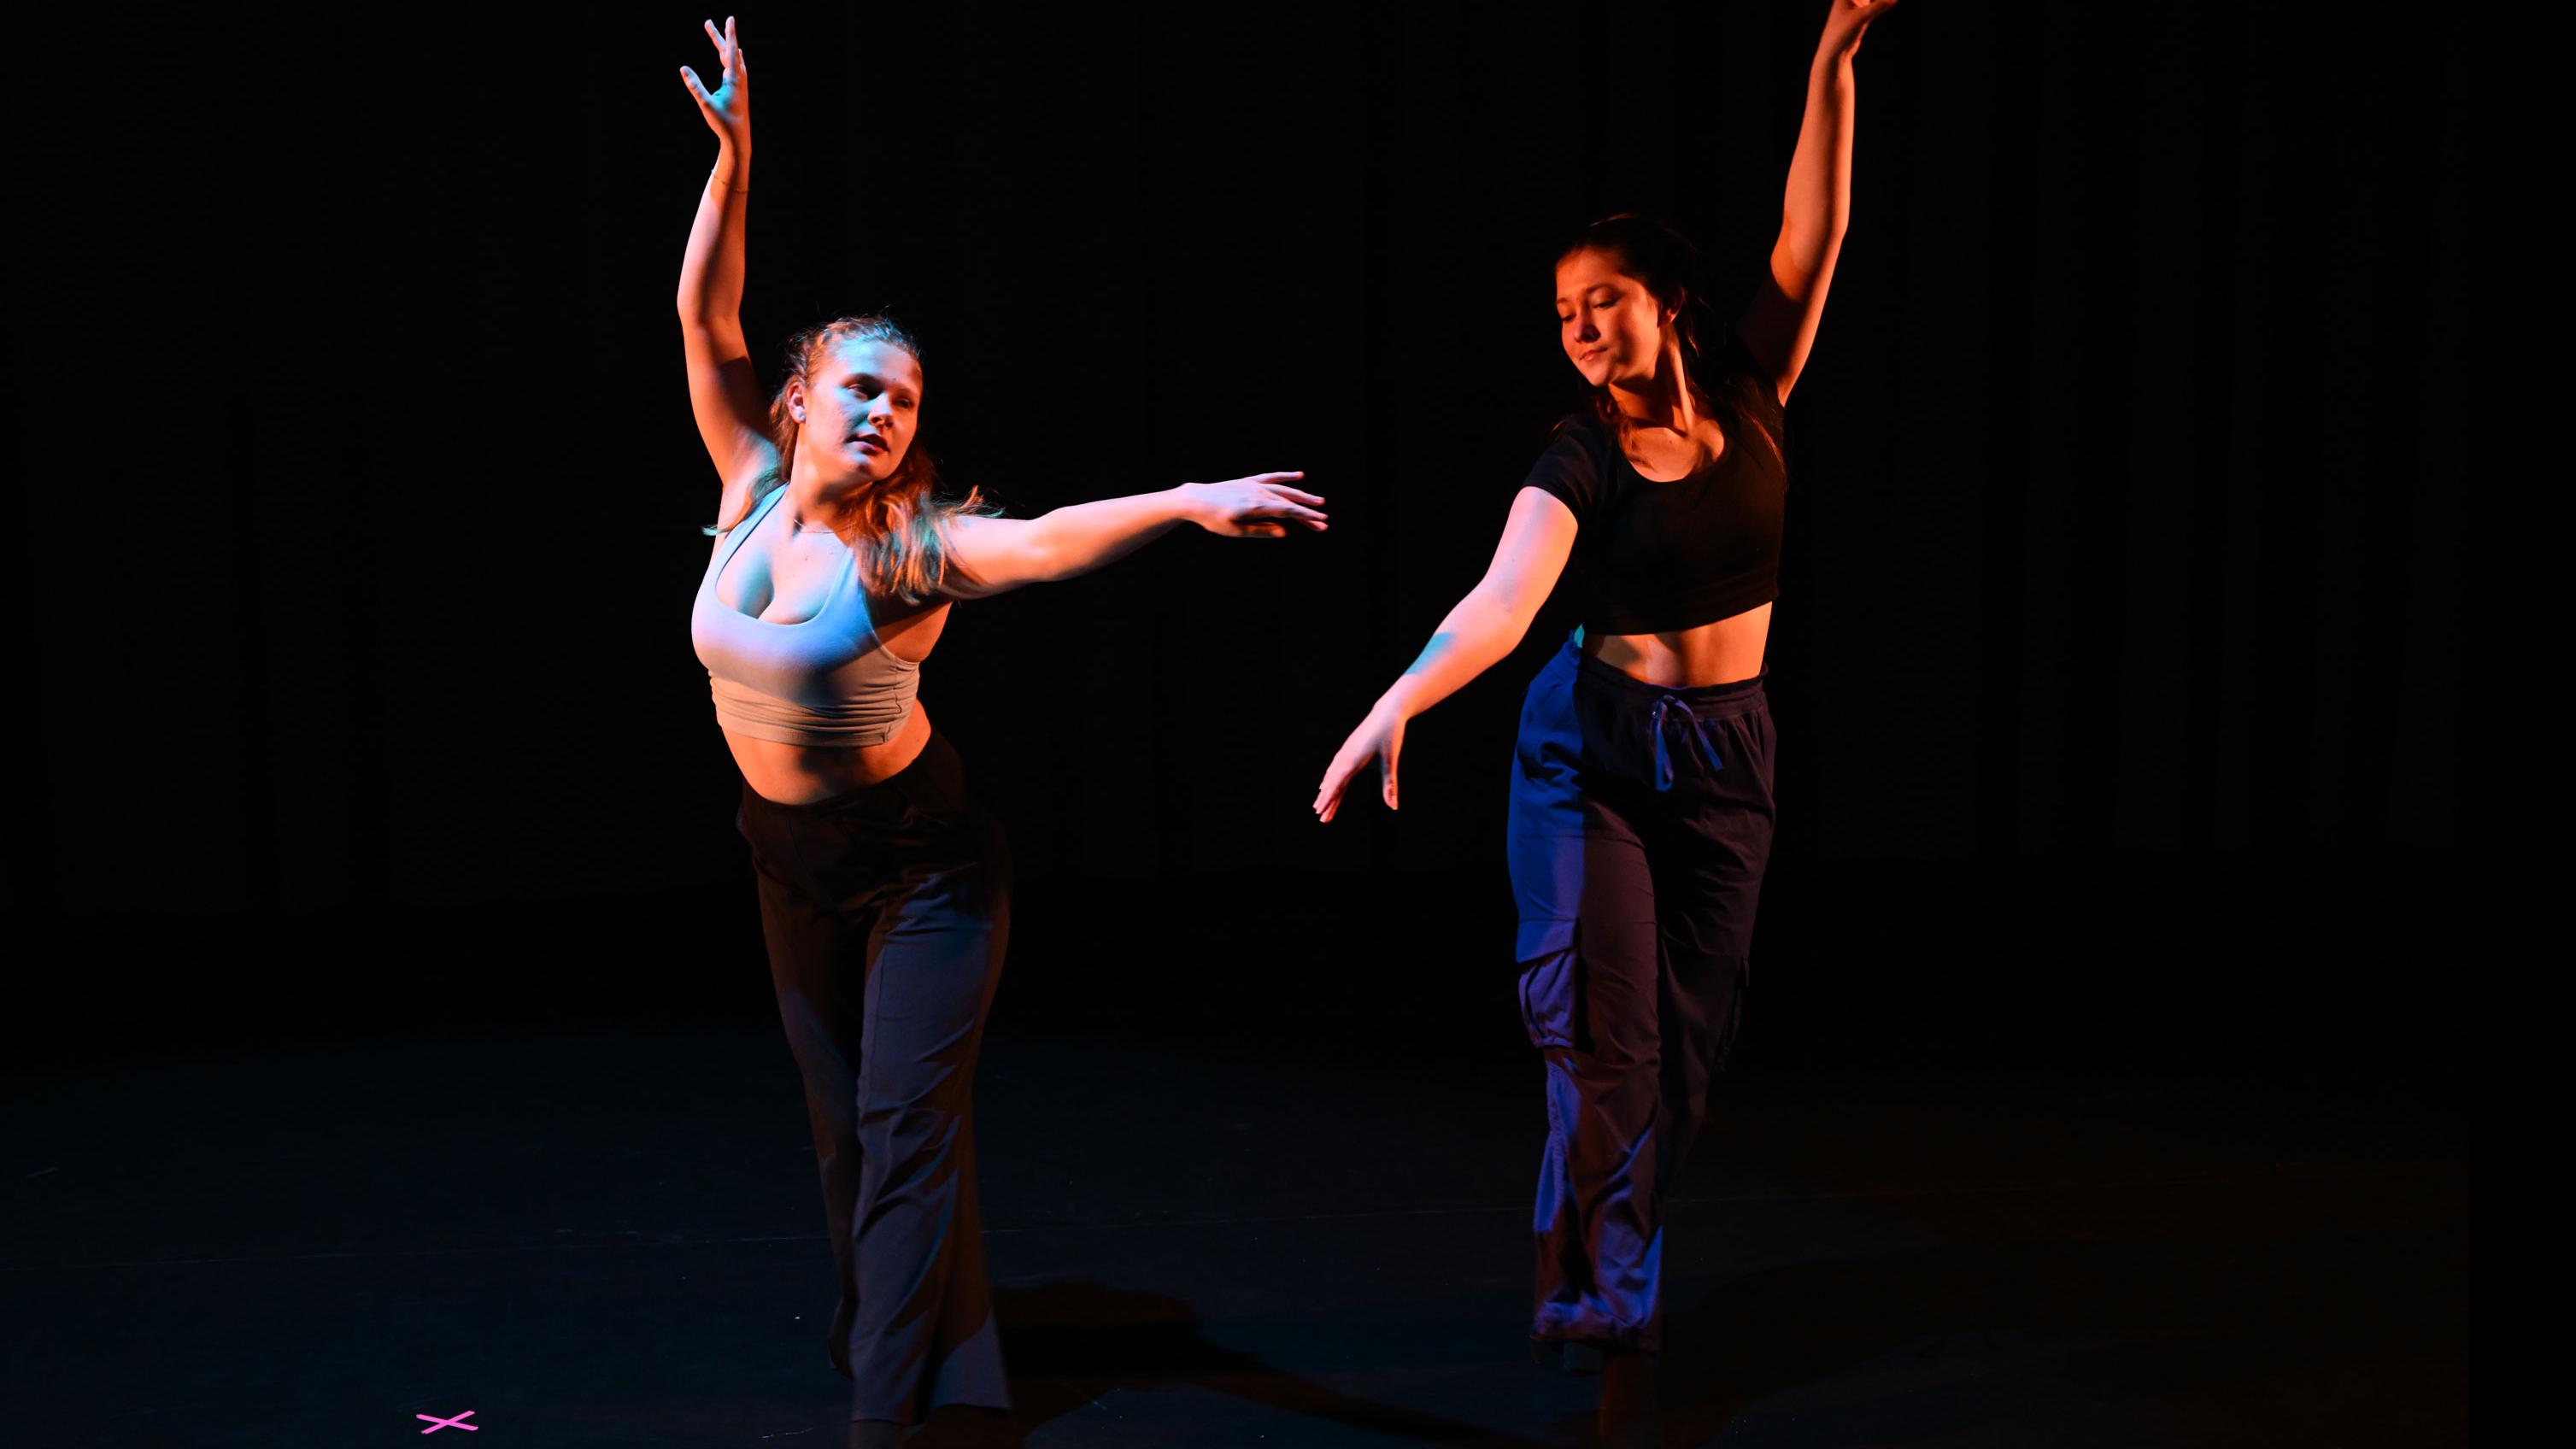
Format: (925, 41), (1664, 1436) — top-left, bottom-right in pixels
(1314, 701), (1405, 822)
(678, 15), (750, 153)
(1177, 472), (1328, 539)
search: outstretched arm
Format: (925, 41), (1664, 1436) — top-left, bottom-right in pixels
(939, 472), (1325, 600)
(1737, 0), (1899, 405)
(1312, 487), (1577, 821)
(676, 16), (776, 512)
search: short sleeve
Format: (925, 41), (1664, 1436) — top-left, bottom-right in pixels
(1522, 414), (1607, 522)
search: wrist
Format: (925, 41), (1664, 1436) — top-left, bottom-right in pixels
(1165, 483), (1208, 529)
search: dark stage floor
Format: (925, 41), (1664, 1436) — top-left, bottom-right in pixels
(3, 987), (2467, 1448)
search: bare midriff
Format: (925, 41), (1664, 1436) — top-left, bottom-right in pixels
(721, 601), (948, 806)
(1585, 601), (1772, 689)
(725, 703), (933, 805)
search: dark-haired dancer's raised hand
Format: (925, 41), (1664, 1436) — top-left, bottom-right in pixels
(1739, 0), (1901, 402)
(1817, 0), (1900, 61)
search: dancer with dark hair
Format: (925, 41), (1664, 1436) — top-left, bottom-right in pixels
(1313, 3), (1897, 1441)
(675, 20), (1323, 1447)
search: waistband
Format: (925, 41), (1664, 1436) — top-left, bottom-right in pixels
(1559, 636), (1768, 719)
(737, 729), (963, 818)
(711, 675), (917, 748)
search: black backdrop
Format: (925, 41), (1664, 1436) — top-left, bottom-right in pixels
(36, 2), (2467, 1078)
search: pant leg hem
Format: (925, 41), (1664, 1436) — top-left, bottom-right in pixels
(849, 1393), (1013, 1426)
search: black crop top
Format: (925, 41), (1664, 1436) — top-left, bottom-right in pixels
(1521, 338), (1787, 635)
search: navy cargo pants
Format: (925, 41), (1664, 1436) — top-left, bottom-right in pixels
(1507, 634), (1777, 1353)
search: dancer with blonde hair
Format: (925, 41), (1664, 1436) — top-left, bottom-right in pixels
(676, 19), (1323, 1446)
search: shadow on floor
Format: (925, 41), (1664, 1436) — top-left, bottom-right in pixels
(902, 1281), (1558, 1448)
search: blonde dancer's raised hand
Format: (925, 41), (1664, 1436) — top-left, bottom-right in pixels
(678, 15), (750, 155)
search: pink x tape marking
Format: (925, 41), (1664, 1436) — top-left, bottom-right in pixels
(417, 1410), (479, 1433)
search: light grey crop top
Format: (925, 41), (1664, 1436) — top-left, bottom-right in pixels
(689, 484), (923, 747)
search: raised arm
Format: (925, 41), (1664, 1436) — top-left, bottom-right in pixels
(676, 16), (777, 513)
(1736, 0), (1899, 406)
(1312, 487), (1578, 821)
(937, 472), (1325, 601)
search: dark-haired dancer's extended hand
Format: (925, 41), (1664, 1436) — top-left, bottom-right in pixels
(1311, 488), (1577, 822)
(1313, 703), (1405, 822)
(678, 15), (750, 154)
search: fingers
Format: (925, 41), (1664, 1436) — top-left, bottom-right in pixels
(1207, 472), (1327, 511)
(703, 17), (747, 83)
(1244, 484), (1328, 530)
(679, 66), (719, 119)
(1261, 473), (1327, 510)
(1315, 735), (1381, 822)
(1312, 772), (1344, 823)
(1255, 472), (1323, 505)
(1216, 519), (1292, 538)
(1313, 752), (1358, 822)
(1313, 719), (1402, 822)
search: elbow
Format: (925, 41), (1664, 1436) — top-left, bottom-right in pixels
(1769, 243), (1841, 304)
(1466, 586), (1538, 655)
(678, 312), (746, 350)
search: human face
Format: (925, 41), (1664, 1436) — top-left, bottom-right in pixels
(1554, 247), (1672, 393)
(792, 337), (923, 484)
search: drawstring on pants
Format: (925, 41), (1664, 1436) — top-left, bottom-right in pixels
(1648, 694), (1726, 791)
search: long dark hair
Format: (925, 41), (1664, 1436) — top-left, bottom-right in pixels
(1559, 213), (1781, 467)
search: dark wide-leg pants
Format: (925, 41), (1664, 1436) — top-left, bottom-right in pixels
(1507, 635), (1777, 1354)
(735, 730), (1013, 1423)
